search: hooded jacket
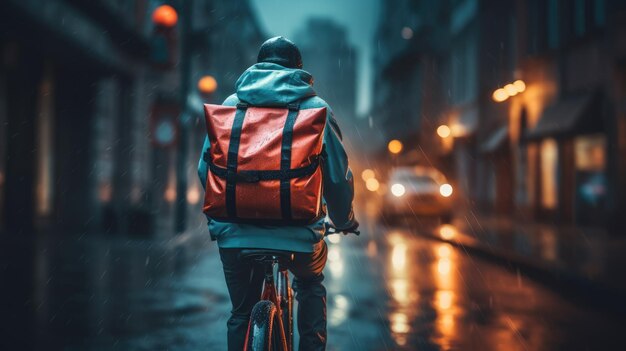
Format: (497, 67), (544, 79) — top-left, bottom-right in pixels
(198, 62), (355, 252)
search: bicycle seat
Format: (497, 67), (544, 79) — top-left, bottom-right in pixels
(239, 249), (294, 264)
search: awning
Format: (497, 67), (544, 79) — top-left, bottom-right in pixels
(480, 126), (509, 153)
(525, 92), (601, 140)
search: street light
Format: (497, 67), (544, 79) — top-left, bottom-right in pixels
(493, 80), (527, 103)
(365, 178), (380, 192)
(361, 168), (375, 181)
(437, 125), (451, 138)
(504, 83), (518, 96)
(492, 88), (508, 102)
(388, 139), (403, 154)
(152, 5), (178, 28)
(198, 75), (218, 94)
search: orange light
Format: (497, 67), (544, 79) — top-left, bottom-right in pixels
(492, 88), (508, 102)
(513, 80), (526, 93)
(198, 75), (218, 94)
(361, 168), (375, 181)
(152, 5), (178, 28)
(437, 125), (451, 138)
(504, 83), (518, 96)
(388, 139), (403, 154)
(439, 224), (457, 240)
(164, 187), (176, 202)
(187, 187), (200, 204)
(365, 178), (380, 192)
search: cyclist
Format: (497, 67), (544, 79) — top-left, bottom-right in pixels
(198, 36), (358, 351)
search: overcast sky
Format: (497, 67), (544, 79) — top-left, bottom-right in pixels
(249, 0), (380, 116)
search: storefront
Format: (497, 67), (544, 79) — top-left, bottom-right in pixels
(525, 91), (607, 226)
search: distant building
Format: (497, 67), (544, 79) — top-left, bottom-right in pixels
(372, 0), (626, 230)
(506, 0), (625, 228)
(371, 0), (450, 168)
(295, 18), (357, 123)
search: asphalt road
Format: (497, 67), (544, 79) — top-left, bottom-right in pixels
(5, 220), (626, 350)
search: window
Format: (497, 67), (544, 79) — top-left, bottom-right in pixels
(594, 0), (606, 27)
(540, 138), (558, 210)
(574, 0), (587, 37)
(527, 0), (548, 54)
(547, 0), (559, 49)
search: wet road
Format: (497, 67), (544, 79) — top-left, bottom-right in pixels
(4, 221), (626, 350)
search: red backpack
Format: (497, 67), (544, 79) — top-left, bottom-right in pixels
(202, 101), (326, 225)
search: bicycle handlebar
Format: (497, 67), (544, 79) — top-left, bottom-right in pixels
(324, 222), (360, 236)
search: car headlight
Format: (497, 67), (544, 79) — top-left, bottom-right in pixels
(391, 183), (406, 197)
(439, 183), (453, 197)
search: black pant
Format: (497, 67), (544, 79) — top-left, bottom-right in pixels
(219, 241), (328, 351)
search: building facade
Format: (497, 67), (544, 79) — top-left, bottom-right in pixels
(0, 0), (265, 237)
(505, 0), (625, 228)
(370, 0), (625, 230)
(295, 18), (358, 123)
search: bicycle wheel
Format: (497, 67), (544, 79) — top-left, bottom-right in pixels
(246, 300), (287, 351)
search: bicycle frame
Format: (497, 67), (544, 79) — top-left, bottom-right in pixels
(274, 264), (293, 351)
(248, 259), (293, 351)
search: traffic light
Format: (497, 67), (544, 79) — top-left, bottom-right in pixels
(150, 5), (178, 69)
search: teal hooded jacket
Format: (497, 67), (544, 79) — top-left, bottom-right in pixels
(197, 63), (355, 252)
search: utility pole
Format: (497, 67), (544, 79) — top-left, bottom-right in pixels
(175, 0), (192, 234)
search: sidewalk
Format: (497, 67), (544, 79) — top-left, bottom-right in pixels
(431, 212), (626, 315)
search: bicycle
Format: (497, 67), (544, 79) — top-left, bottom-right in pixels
(241, 223), (359, 351)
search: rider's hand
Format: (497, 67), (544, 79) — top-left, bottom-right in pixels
(336, 218), (359, 234)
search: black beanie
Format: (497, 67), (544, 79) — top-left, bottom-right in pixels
(257, 36), (303, 69)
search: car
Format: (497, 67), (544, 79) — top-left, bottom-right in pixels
(381, 166), (454, 223)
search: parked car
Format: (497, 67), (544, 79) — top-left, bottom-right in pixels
(381, 166), (454, 223)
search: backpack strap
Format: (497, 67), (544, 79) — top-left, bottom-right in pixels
(204, 153), (322, 183)
(279, 101), (300, 220)
(224, 103), (248, 218)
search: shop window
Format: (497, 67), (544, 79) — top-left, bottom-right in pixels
(574, 134), (606, 224)
(540, 138), (558, 210)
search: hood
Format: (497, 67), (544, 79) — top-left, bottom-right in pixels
(235, 62), (316, 106)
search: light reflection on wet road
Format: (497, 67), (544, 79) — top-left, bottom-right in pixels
(8, 221), (626, 350)
(324, 223), (626, 350)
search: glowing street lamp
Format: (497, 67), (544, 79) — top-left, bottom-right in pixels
(152, 5), (178, 28)
(361, 168), (375, 181)
(198, 75), (218, 94)
(388, 139), (403, 154)
(365, 178), (380, 192)
(492, 88), (508, 102)
(504, 83), (518, 96)
(493, 80), (527, 103)
(437, 125), (451, 138)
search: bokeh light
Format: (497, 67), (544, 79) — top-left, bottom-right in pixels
(152, 5), (178, 27)
(198, 75), (218, 94)
(388, 139), (403, 154)
(391, 183), (406, 197)
(361, 168), (375, 181)
(492, 88), (508, 102)
(366, 177), (380, 192)
(437, 125), (451, 138)
(439, 183), (453, 197)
